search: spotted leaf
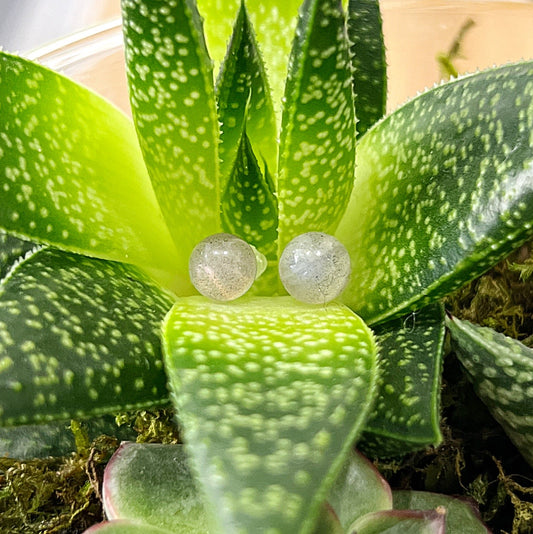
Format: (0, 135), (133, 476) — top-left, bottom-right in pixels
(163, 296), (379, 534)
(347, 0), (387, 136)
(447, 315), (533, 468)
(197, 0), (301, 119)
(337, 61), (533, 324)
(102, 442), (210, 533)
(221, 130), (278, 260)
(122, 0), (221, 283)
(0, 229), (34, 280)
(0, 248), (174, 426)
(278, 0), (357, 252)
(360, 303), (445, 457)
(0, 52), (181, 290)
(216, 2), (277, 186)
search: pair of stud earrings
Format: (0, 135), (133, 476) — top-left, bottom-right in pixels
(189, 231), (351, 304)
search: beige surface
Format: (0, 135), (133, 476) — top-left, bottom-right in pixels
(382, 0), (533, 109)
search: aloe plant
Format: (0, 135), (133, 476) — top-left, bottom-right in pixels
(0, 0), (532, 532)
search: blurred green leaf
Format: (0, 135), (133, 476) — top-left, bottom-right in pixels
(348, 509), (446, 534)
(102, 442), (210, 533)
(163, 296), (379, 534)
(337, 61), (533, 324)
(327, 449), (392, 530)
(394, 490), (489, 534)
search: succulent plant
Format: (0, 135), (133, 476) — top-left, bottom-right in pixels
(0, 0), (532, 532)
(84, 442), (489, 533)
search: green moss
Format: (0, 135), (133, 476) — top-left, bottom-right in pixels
(0, 408), (180, 532)
(115, 406), (181, 444)
(445, 241), (533, 344)
(0, 434), (118, 533)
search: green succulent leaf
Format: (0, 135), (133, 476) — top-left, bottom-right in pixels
(447, 315), (533, 467)
(347, 0), (387, 136)
(163, 296), (379, 534)
(393, 490), (489, 534)
(122, 0), (221, 282)
(216, 2), (277, 185)
(348, 509), (446, 534)
(221, 130), (278, 261)
(85, 521), (171, 534)
(197, 0), (301, 117)
(336, 61), (533, 324)
(0, 52), (181, 289)
(327, 449), (392, 530)
(0, 416), (135, 460)
(361, 303), (445, 457)
(0, 230), (34, 280)
(0, 248), (174, 426)
(312, 503), (344, 534)
(277, 0), (357, 251)
(102, 442), (210, 533)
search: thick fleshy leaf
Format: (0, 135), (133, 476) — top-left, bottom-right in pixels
(360, 303), (445, 457)
(197, 0), (301, 117)
(122, 0), (220, 282)
(0, 416), (135, 459)
(327, 449), (392, 530)
(347, 0), (387, 136)
(447, 315), (533, 467)
(0, 248), (173, 426)
(216, 3), (277, 185)
(277, 0), (357, 251)
(336, 61), (533, 324)
(0, 52), (181, 290)
(348, 509), (446, 534)
(102, 442), (210, 533)
(312, 503), (344, 534)
(85, 521), (171, 534)
(163, 296), (379, 534)
(0, 230), (34, 280)
(394, 490), (489, 534)
(221, 131), (278, 261)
